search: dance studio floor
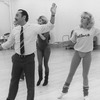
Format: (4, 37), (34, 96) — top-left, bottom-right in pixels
(0, 47), (100, 100)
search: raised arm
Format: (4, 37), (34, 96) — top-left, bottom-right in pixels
(36, 3), (57, 34)
(38, 3), (57, 40)
(50, 3), (57, 24)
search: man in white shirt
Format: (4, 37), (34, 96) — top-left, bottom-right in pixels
(0, 3), (57, 100)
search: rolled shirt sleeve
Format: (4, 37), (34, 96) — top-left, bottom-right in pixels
(1, 30), (15, 49)
(36, 22), (54, 34)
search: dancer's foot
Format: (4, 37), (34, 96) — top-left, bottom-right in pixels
(37, 79), (42, 86)
(84, 96), (90, 100)
(42, 79), (48, 86)
(58, 93), (66, 99)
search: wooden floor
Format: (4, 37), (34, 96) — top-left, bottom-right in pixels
(0, 48), (100, 100)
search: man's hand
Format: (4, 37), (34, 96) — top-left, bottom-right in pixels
(50, 3), (57, 15)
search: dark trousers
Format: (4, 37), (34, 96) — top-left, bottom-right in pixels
(20, 70), (24, 79)
(7, 53), (35, 100)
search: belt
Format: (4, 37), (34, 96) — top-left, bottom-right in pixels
(15, 53), (34, 58)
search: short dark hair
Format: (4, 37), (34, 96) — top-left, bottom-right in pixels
(18, 9), (29, 22)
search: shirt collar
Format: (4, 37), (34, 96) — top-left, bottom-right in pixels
(22, 22), (30, 29)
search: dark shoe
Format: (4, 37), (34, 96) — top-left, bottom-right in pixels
(42, 79), (48, 86)
(37, 79), (42, 86)
(43, 72), (49, 86)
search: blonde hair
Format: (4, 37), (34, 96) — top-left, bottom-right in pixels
(80, 12), (94, 29)
(37, 16), (48, 24)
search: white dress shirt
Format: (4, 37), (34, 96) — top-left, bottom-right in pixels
(2, 22), (54, 55)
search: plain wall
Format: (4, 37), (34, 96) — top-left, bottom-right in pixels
(0, 1), (10, 37)
(9, 0), (100, 44)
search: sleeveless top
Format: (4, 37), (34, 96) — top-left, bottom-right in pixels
(36, 32), (50, 50)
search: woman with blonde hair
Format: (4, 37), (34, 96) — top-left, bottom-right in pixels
(58, 12), (100, 100)
(36, 15), (51, 86)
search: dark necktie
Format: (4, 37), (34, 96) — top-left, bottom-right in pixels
(20, 26), (25, 55)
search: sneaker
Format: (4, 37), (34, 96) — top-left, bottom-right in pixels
(84, 96), (90, 100)
(58, 93), (66, 99)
